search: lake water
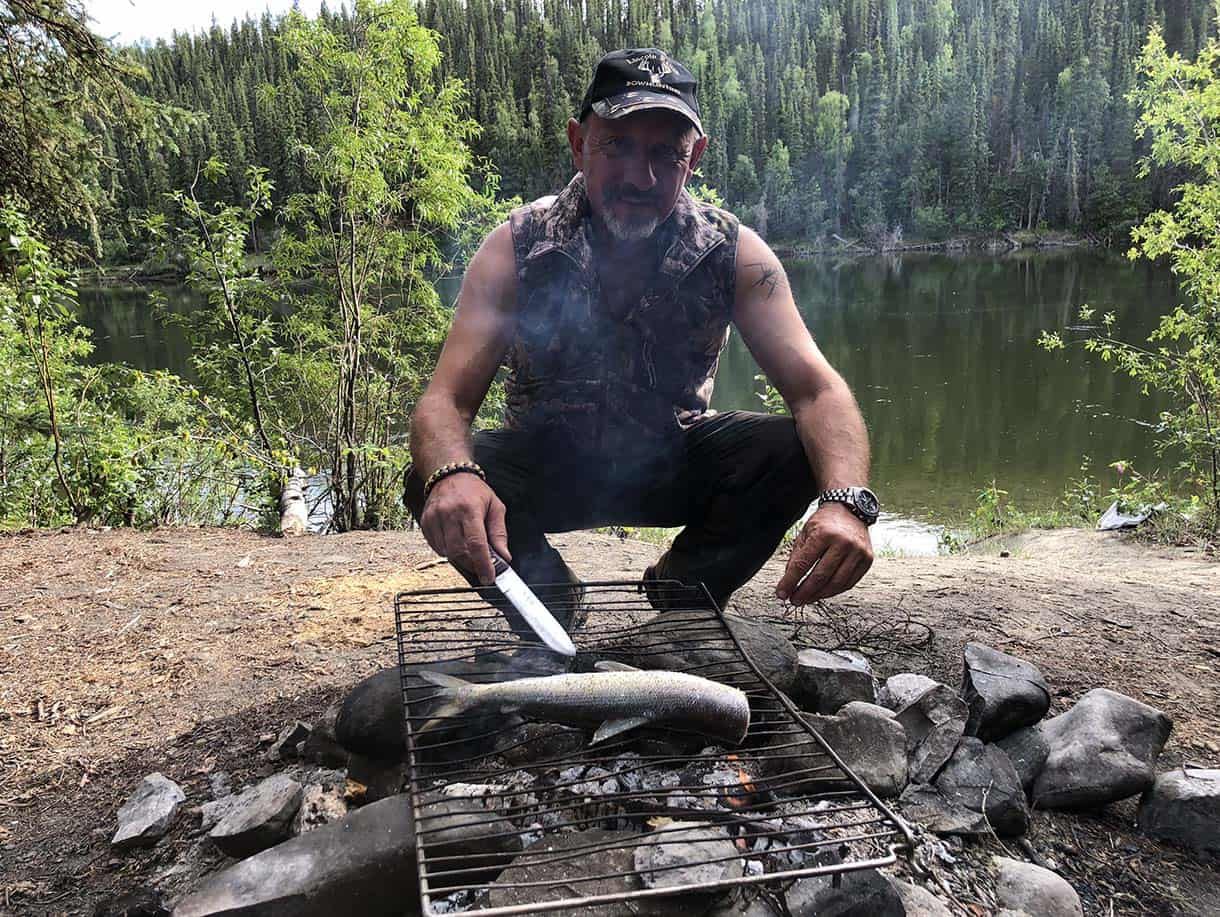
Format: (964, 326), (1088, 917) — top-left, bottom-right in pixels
(78, 248), (1174, 553)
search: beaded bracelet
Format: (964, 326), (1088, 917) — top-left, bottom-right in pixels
(423, 460), (486, 499)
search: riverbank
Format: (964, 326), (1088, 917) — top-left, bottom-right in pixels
(0, 525), (1216, 914)
(771, 227), (1100, 260)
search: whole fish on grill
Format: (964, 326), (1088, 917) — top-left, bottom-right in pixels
(415, 662), (751, 747)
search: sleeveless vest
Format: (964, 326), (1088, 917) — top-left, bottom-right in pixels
(505, 173), (739, 454)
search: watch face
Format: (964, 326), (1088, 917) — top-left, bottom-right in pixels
(855, 489), (880, 517)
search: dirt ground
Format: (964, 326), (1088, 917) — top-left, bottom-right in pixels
(0, 525), (1217, 915)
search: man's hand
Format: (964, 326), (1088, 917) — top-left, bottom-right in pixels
(775, 503), (874, 605)
(419, 473), (510, 586)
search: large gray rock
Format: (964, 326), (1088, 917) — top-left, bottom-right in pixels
(935, 737), (1030, 836)
(961, 643), (1050, 741)
(209, 775), (303, 858)
(487, 830), (699, 916)
(794, 649), (876, 714)
(1138, 767), (1220, 852)
(891, 879), (953, 917)
(112, 773), (186, 851)
(1033, 688), (1172, 809)
(898, 783), (989, 836)
(893, 683), (969, 783)
(611, 613), (799, 699)
(801, 702), (908, 797)
(633, 823), (743, 890)
(878, 673), (938, 712)
(708, 869), (903, 917)
(174, 795), (419, 917)
(993, 856), (1083, 917)
(777, 869), (906, 917)
(994, 726), (1050, 793)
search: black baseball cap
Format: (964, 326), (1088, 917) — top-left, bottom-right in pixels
(579, 48), (704, 137)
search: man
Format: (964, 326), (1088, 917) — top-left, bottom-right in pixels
(407, 48), (878, 626)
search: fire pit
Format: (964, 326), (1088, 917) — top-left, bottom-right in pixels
(395, 581), (914, 915)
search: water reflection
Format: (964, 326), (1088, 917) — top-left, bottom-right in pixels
(76, 249), (1175, 547)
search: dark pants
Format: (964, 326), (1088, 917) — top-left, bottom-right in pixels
(404, 411), (818, 615)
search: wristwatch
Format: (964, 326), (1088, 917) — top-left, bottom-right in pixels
(819, 487), (880, 526)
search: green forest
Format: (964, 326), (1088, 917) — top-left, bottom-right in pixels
(1, 0), (1217, 537)
(98, 0), (1217, 259)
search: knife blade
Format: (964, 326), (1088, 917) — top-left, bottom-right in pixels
(490, 550), (577, 657)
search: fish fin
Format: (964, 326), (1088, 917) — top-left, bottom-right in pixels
(593, 660), (641, 672)
(415, 670), (475, 737)
(591, 715), (652, 745)
(417, 670), (472, 690)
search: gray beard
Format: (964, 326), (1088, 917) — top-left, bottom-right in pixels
(601, 208), (660, 242)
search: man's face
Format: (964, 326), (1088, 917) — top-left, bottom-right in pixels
(568, 110), (707, 243)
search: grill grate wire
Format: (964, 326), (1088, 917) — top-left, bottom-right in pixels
(396, 580), (914, 915)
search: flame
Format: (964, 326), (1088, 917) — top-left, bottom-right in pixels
(723, 754), (757, 810)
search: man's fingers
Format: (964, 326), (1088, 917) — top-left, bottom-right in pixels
(456, 515), (495, 586)
(776, 533), (824, 600)
(808, 551), (871, 602)
(486, 498), (510, 563)
(790, 544), (847, 606)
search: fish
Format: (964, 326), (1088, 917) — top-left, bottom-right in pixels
(414, 661), (751, 747)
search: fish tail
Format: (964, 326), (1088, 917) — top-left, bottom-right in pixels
(414, 670), (477, 738)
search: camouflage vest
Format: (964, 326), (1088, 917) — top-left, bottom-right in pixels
(506, 173), (739, 453)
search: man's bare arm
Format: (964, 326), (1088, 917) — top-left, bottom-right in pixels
(410, 221), (517, 583)
(732, 226), (874, 604)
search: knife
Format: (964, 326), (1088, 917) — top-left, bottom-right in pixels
(490, 550), (577, 657)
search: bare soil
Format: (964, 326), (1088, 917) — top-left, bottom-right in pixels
(0, 526), (1217, 915)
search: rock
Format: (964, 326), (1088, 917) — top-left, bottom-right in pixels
(794, 648), (876, 713)
(961, 643), (1051, 741)
(898, 784), (989, 835)
(209, 774), (303, 859)
(294, 783), (349, 834)
(878, 673), (938, 711)
(633, 822), (742, 889)
(935, 737), (1030, 836)
(778, 869), (905, 917)
(335, 667), (405, 759)
(1138, 767), (1220, 852)
(416, 791), (524, 877)
(891, 879), (953, 917)
(1033, 688), (1172, 808)
(993, 856), (1083, 917)
(111, 773), (186, 851)
(174, 795), (419, 917)
(893, 683), (969, 783)
(346, 754), (405, 804)
(611, 613), (799, 698)
(487, 830), (697, 916)
(994, 726), (1050, 793)
(497, 722), (588, 766)
(268, 720), (311, 761)
(300, 700), (348, 767)
(199, 794), (240, 832)
(800, 702), (908, 797)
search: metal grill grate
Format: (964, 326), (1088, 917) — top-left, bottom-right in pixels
(395, 581), (914, 915)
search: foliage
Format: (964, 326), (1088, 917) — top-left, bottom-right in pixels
(1040, 21), (1220, 534)
(0, 0), (188, 254)
(0, 201), (246, 528)
(153, 0), (508, 532)
(94, 0), (1217, 262)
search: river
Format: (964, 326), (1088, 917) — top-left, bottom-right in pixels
(78, 248), (1172, 554)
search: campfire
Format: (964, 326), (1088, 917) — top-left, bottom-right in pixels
(394, 581), (913, 915)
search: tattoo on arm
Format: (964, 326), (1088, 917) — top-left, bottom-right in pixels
(746, 261), (783, 300)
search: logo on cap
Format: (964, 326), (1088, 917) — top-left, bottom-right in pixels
(625, 52), (674, 86)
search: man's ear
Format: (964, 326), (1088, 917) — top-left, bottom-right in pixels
(567, 117), (585, 170)
(688, 135), (709, 176)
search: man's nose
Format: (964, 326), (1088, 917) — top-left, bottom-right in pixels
(622, 153), (657, 191)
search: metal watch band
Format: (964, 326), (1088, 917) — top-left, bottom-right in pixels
(819, 487), (878, 525)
